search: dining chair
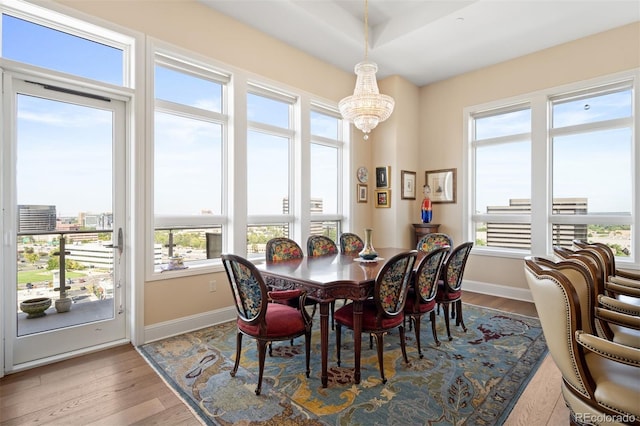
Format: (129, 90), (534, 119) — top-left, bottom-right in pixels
(265, 237), (304, 262)
(435, 242), (473, 341)
(524, 256), (640, 424)
(416, 232), (453, 253)
(265, 237), (316, 344)
(334, 250), (418, 384)
(221, 254), (312, 395)
(404, 246), (449, 356)
(339, 232), (364, 254)
(306, 235), (338, 256)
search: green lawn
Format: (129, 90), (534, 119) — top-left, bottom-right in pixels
(17, 270), (85, 285)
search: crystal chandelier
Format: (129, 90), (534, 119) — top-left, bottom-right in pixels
(339, 0), (395, 140)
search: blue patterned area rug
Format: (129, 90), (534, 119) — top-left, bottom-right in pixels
(139, 304), (547, 425)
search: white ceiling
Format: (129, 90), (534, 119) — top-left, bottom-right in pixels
(198, 0), (640, 87)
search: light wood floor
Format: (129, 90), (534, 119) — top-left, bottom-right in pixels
(0, 292), (569, 425)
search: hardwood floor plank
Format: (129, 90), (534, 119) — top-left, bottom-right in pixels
(84, 398), (166, 426)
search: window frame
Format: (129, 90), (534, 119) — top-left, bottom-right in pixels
(464, 70), (639, 267)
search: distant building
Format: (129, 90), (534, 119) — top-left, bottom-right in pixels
(17, 205), (56, 233)
(485, 198), (588, 249)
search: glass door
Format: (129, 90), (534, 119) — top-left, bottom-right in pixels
(4, 77), (127, 369)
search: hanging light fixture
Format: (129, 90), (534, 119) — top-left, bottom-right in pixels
(339, 0), (395, 140)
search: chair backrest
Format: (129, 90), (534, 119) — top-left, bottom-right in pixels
(265, 237), (304, 262)
(307, 235), (338, 257)
(441, 242), (473, 292)
(416, 233), (453, 253)
(221, 254), (268, 325)
(573, 239), (616, 280)
(373, 250), (418, 320)
(534, 255), (598, 336)
(339, 232), (364, 254)
(413, 246), (449, 305)
(524, 256), (592, 400)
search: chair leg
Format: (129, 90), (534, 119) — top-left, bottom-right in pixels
(412, 315), (424, 359)
(305, 330), (311, 378)
(336, 323), (342, 367)
(430, 311), (441, 346)
(255, 339), (268, 396)
(231, 332), (243, 377)
(372, 332), (387, 384)
(456, 300), (467, 332)
(330, 301), (336, 330)
(442, 302), (453, 341)
(398, 325), (409, 365)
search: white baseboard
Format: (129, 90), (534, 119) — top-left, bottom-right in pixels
(463, 280), (533, 303)
(143, 306), (236, 344)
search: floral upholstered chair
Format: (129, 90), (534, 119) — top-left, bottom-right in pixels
(265, 238), (304, 262)
(307, 235), (338, 257)
(404, 246), (449, 356)
(435, 242), (473, 341)
(339, 232), (364, 254)
(221, 254), (312, 395)
(416, 233), (453, 253)
(334, 250), (418, 384)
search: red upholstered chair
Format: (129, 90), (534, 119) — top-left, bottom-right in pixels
(334, 250), (418, 384)
(221, 254), (312, 395)
(339, 232), (364, 254)
(435, 242), (473, 341)
(307, 235), (338, 256)
(404, 246), (449, 356)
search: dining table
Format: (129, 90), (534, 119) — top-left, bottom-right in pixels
(257, 247), (418, 388)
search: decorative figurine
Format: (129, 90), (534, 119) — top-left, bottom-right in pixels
(421, 184), (432, 223)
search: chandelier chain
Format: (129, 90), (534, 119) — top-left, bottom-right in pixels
(364, 0), (368, 61)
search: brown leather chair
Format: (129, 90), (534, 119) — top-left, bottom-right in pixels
(524, 256), (640, 425)
(221, 254), (312, 395)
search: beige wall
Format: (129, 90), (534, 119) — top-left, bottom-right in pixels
(56, 1), (639, 325)
(417, 22), (640, 291)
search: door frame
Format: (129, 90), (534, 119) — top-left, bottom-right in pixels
(1, 68), (136, 374)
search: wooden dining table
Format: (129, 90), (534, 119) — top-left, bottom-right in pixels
(257, 247), (416, 388)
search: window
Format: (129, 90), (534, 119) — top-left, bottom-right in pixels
(152, 53), (229, 269)
(467, 74), (637, 264)
(246, 88), (295, 257)
(2, 13), (128, 86)
(310, 108), (343, 242)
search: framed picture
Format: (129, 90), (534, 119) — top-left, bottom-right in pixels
(425, 168), (457, 203)
(375, 189), (391, 208)
(400, 170), (416, 200)
(375, 166), (390, 188)
(357, 184), (368, 203)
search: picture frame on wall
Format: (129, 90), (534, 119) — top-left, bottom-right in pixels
(357, 184), (368, 203)
(375, 166), (390, 188)
(425, 168), (457, 203)
(400, 170), (416, 200)
(375, 189), (391, 208)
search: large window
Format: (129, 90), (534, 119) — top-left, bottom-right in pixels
(310, 108), (343, 242)
(467, 75), (637, 264)
(152, 53), (229, 269)
(246, 88), (295, 257)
